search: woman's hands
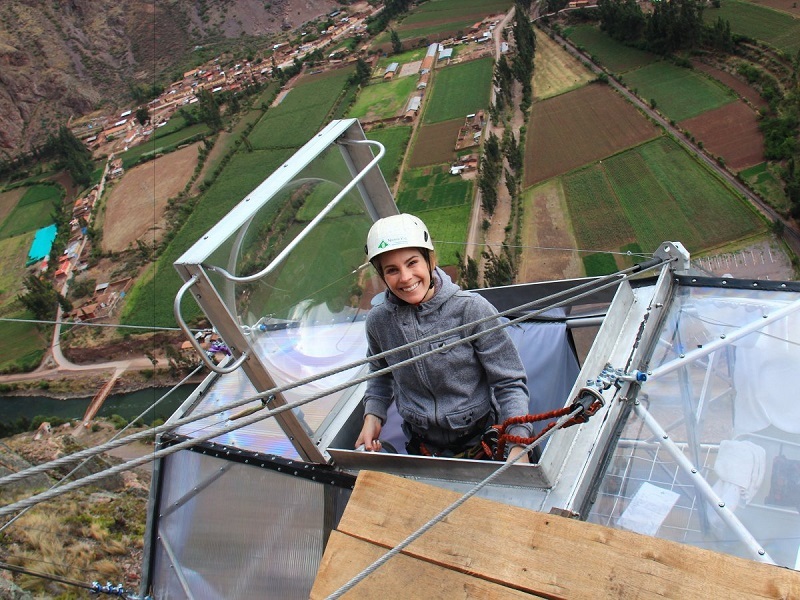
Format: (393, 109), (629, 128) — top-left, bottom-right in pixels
(506, 445), (530, 464)
(356, 414), (383, 451)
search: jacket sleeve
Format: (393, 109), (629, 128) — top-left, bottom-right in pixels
(361, 312), (394, 424)
(466, 295), (533, 438)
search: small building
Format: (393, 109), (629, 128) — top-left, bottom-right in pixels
(417, 72), (430, 90)
(438, 47), (453, 61)
(383, 62), (399, 80)
(404, 95), (422, 120)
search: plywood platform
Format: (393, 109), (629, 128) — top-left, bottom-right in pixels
(311, 471), (800, 599)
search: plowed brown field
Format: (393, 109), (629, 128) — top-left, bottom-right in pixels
(524, 84), (659, 187)
(679, 101), (764, 171)
(408, 119), (462, 167)
(101, 142), (200, 253)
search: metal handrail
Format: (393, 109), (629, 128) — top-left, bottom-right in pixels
(173, 275), (250, 374)
(205, 138), (385, 284)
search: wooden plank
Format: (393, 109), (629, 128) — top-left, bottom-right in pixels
(330, 471), (800, 599)
(311, 531), (546, 599)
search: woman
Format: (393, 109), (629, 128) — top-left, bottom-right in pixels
(355, 213), (532, 462)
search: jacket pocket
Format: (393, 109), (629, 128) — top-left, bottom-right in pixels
(444, 404), (487, 434)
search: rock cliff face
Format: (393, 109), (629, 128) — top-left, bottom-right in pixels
(0, 0), (337, 155)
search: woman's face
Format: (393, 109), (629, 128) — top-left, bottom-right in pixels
(378, 247), (432, 305)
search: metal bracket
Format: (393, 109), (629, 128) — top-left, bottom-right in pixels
(654, 241), (691, 273)
(173, 275), (249, 374)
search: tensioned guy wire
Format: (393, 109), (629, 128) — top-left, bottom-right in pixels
(0, 258), (670, 517)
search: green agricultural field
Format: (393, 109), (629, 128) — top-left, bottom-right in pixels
(705, 1), (800, 54)
(623, 62), (736, 122)
(0, 185), (61, 240)
(0, 310), (47, 373)
(397, 165), (472, 213)
(740, 163), (790, 215)
(418, 203), (472, 268)
(249, 67), (353, 150)
(397, 0), (513, 33)
(348, 77), (418, 121)
(0, 232), (36, 308)
(119, 123), (210, 169)
(423, 57), (493, 124)
(563, 25), (655, 73)
(563, 137), (764, 256)
(375, 48), (428, 72)
(367, 126), (412, 187)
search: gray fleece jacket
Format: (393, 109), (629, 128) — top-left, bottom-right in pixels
(363, 267), (532, 448)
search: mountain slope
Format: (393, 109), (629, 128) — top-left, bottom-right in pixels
(0, 0), (338, 155)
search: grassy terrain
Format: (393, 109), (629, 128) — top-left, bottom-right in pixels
(347, 76), (418, 121)
(623, 62), (736, 122)
(119, 123), (210, 169)
(705, 1), (800, 53)
(416, 203), (472, 267)
(0, 310), (47, 373)
(563, 24), (655, 73)
(374, 47), (428, 72)
(0, 185), (61, 240)
(366, 125), (412, 187)
(563, 137), (764, 256)
(249, 67), (353, 149)
(397, 165), (473, 212)
(740, 162), (790, 215)
(395, 0), (512, 41)
(422, 57), (493, 124)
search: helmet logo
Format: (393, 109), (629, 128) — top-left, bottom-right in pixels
(378, 240), (389, 249)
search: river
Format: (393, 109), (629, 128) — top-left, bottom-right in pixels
(0, 385), (197, 426)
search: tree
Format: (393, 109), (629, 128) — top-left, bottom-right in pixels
(456, 251), (479, 289)
(19, 275), (71, 320)
(47, 126), (93, 187)
(196, 89), (223, 131)
(390, 29), (403, 54)
(483, 247), (516, 287)
(135, 107), (149, 126)
(350, 58), (372, 86)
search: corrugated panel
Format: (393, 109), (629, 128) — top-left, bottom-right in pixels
(151, 450), (349, 599)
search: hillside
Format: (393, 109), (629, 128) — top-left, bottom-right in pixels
(0, 0), (338, 155)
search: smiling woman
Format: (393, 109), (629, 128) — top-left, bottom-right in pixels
(356, 213), (532, 462)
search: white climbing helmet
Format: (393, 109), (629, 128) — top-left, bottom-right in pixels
(365, 213), (434, 262)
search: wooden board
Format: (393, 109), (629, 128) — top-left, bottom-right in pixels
(312, 471), (800, 599)
(311, 531), (545, 599)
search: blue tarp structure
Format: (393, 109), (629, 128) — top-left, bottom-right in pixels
(26, 224), (57, 266)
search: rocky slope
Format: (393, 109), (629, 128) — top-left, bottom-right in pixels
(0, 0), (338, 155)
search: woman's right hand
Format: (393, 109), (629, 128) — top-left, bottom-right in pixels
(356, 414), (383, 451)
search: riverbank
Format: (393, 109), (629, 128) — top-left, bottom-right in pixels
(0, 367), (207, 400)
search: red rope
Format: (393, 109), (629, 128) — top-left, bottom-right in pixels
(491, 405), (590, 460)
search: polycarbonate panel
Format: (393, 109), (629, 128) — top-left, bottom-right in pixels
(152, 450), (349, 599)
(588, 284), (800, 568)
(173, 366), (302, 459)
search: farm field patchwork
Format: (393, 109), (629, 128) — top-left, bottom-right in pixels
(533, 31), (595, 101)
(524, 83), (659, 187)
(408, 119), (463, 168)
(743, 0), (800, 16)
(679, 100), (764, 171)
(0, 309), (48, 374)
(348, 76), (418, 122)
(366, 125), (412, 187)
(374, 48), (428, 73)
(740, 163), (790, 215)
(397, 164), (472, 214)
(119, 123), (210, 169)
(0, 184), (62, 240)
(0, 187), (27, 226)
(562, 137), (764, 260)
(423, 57), (493, 124)
(563, 25), (655, 73)
(623, 62), (736, 122)
(691, 62), (767, 109)
(0, 232), (36, 308)
(122, 147), (294, 327)
(704, 1), (800, 54)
